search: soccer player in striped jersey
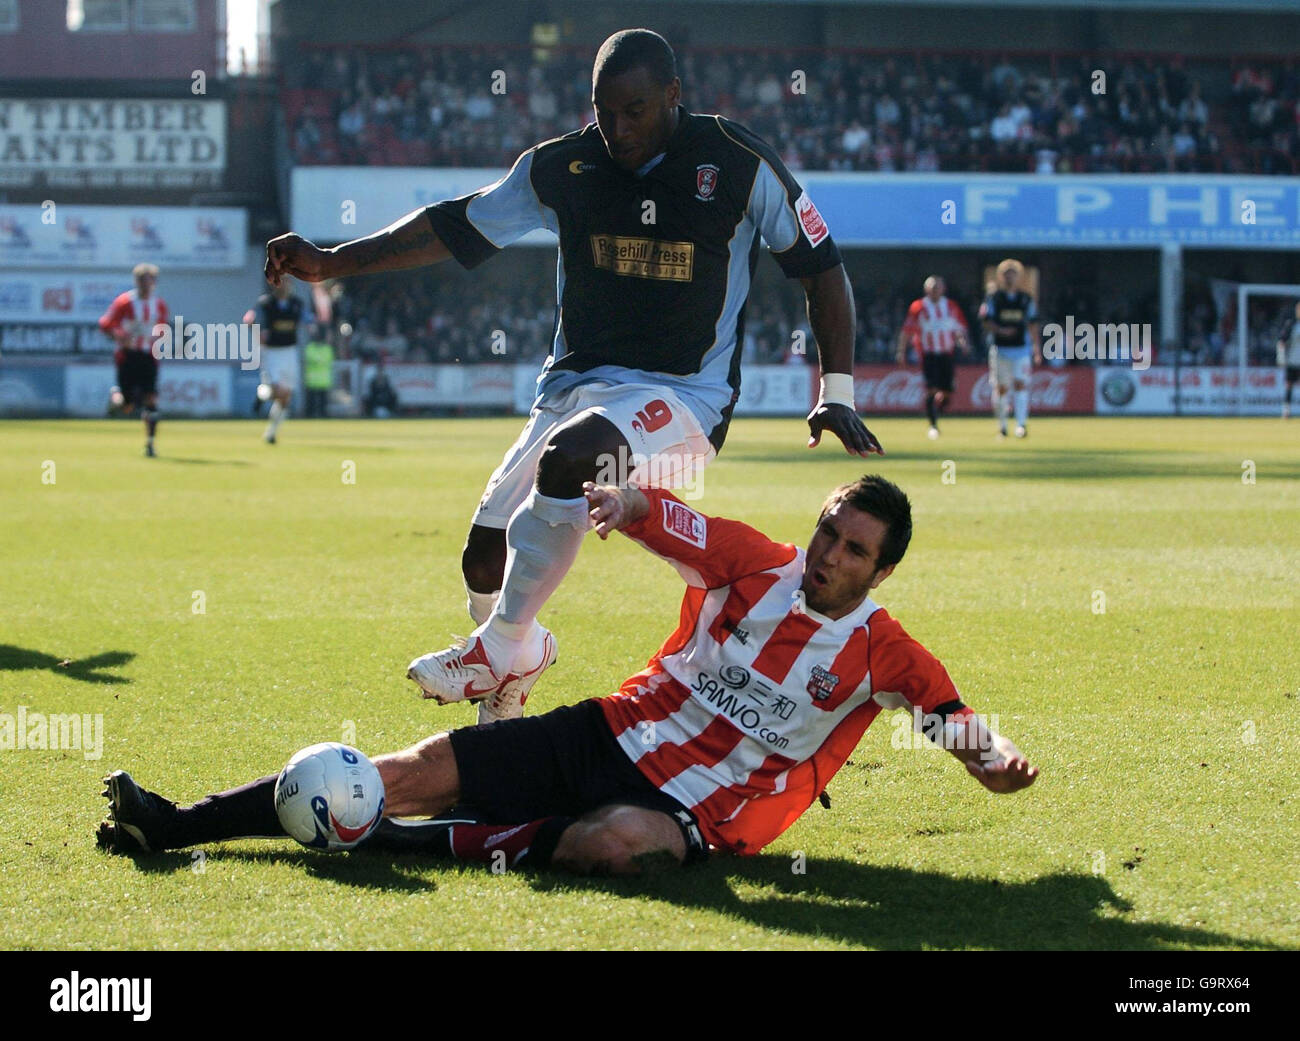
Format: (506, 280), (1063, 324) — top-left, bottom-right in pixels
(98, 263), (167, 457)
(897, 276), (970, 439)
(97, 475), (1037, 873)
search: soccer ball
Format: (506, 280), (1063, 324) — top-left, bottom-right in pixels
(274, 742), (385, 852)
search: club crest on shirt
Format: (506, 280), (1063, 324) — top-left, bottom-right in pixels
(795, 190), (829, 246)
(662, 500), (707, 549)
(807, 664), (839, 701)
(695, 163), (720, 201)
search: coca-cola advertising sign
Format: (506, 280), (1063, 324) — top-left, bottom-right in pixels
(848, 365), (1095, 414)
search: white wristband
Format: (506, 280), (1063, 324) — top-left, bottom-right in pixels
(819, 372), (855, 409)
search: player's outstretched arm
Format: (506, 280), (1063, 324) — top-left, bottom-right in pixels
(264, 207), (452, 286)
(943, 715), (1039, 794)
(801, 265), (883, 456)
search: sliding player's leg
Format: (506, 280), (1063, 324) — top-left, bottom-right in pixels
(95, 730), (465, 855)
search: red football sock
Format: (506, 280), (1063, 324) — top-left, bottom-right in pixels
(449, 816), (575, 869)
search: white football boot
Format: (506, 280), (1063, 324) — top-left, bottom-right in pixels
(476, 628), (558, 725)
(407, 627), (557, 718)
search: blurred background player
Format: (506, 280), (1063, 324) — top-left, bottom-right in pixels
(248, 277), (305, 443)
(897, 275), (969, 439)
(302, 323), (334, 418)
(98, 262), (167, 457)
(982, 259), (1041, 438)
(1275, 301), (1300, 419)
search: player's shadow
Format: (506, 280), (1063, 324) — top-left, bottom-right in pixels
(122, 846), (436, 892)
(0, 644), (134, 685)
(528, 855), (1290, 950)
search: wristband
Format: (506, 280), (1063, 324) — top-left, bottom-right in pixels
(819, 372), (855, 409)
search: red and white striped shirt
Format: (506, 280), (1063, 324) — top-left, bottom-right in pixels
(599, 489), (970, 855)
(99, 289), (169, 364)
(902, 296), (968, 355)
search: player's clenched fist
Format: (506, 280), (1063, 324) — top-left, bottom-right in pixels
(582, 482), (649, 539)
(264, 233), (335, 286)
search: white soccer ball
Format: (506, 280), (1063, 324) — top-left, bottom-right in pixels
(274, 742), (385, 852)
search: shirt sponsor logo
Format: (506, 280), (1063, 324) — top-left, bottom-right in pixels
(568, 159), (599, 174)
(663, 499), (706, 548)
(796, 191), (829, 247)
(695, 163), (720, 201)
(590, 234), (694, 282)
(807, 664), (839, 701)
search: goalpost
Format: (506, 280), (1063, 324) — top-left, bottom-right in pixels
(1235, 284), (1300, 416)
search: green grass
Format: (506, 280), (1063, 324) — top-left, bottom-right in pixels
(1, 415), (1297, 950)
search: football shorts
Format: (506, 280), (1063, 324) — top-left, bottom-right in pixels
(449, 698), (709, 864)
(921, 352), (956, 393)
(260, 347), (300, 392)
(472, 380), (716, 529)
(989, 346), (1032, 387)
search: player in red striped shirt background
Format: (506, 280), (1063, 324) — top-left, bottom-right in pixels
(98, 263), (168, 457)
(97, 474), (1037, 873)
(896, 276), (970, 439)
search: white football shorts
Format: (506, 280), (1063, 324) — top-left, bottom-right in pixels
(989, 346), (1032, 387)
(260, 347), (301, 392)
(472, 381), (717, 529)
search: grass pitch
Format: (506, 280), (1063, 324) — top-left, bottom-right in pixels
(1, 415), (1297, 950)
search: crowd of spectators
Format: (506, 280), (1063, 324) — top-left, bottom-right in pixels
(282, 44), (1300, 174)
(324, 263), (1295, 372)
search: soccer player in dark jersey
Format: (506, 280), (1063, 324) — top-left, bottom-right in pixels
(98, 263), (167, 457)
(982, 259), (1041, 438)
(95, 475), (1037, 873)
(262, 29), (883, 727)
(1276, 301), (1300, 420)
(896, 276), (969, 439)
(249, 278), (306, 443)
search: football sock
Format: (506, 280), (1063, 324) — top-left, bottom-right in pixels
(1014, 389), (1029, 427)
(466, 587), (499, 625)
(142, 409), (158, 440)
(266, 401), (285, 436)
(364, 816), (575, 869)
(996, 391), (1010, 428)
(170, 774), (284, 848)
(478, 491), (587, 675)
(926, 393), (939, 427)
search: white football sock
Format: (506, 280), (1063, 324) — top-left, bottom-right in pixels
(1014, 389), (1029, 426)
(466, 587), (499, 625)
(476, 491), (588, 674)
(996, 390), (1010, 426)
(466, 585), (544, 672)
(267, 400), (286, 435)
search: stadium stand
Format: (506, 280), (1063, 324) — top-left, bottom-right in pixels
(281, 44), (1300, 175)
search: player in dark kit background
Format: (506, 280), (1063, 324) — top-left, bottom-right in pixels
(982, 259), (1041, 438)
(246, 278), (306, 443)
(99, 262), (167, 457)
(262, 29), (883, 735)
